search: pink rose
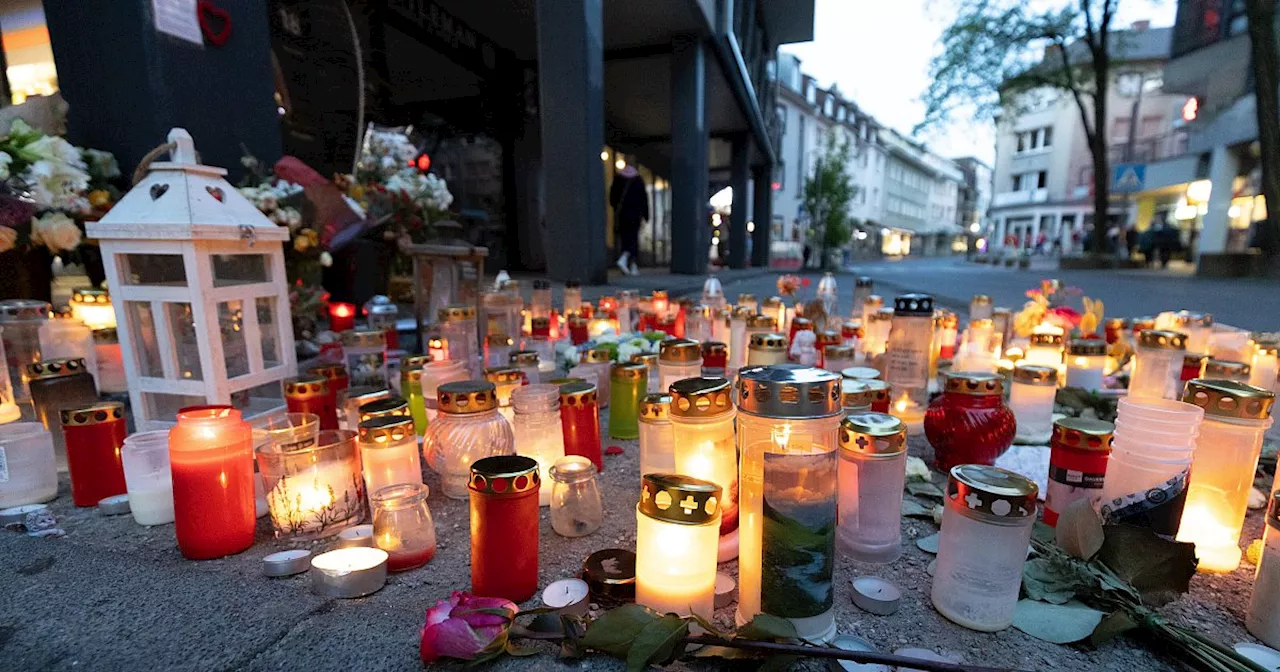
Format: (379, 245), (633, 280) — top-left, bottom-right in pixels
(419, 591), (517, 664)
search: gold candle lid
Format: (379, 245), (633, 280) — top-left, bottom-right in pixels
(841, 366), (881, 381)
(839, 412), (906, 456)
(0, 299), (51, 322)
(510, 350), (539, 366)
(60, 401), (124, 426)
(401, 367), (423, 385)
(1066, 338), (1107, 357)
(943, 371), (1004, 396)
(1029, 332), (1064, 347)
(484, 367), (526, 385)
(864, 294), (884, 308)
(348, 386), (391, 406)
(1137, 329), (1186, 350)
(611, 362), (647, 381)
(700, 341), (728, 359)
(631, 352), (659, 366)
(868, 309), (894, 322)
(825, 344), (855, 360)
(737, 293), (756, 304)
(947, 464), (1038, 518)
(761, 296), (783, 311)
(669, 377), (733, 418)
(862, 378), (891, 403)
(1257, 341), (1280, 357)
(342, 329), (385, 348)
(1052, 417), (1115, 452)
(401, 354), (432, 370)
(841, 379), (874, 409)
(736, 364), (842, 419)
(639, 473), (721, 525)
(437, 381), (498, 414)
(731, 306), (754, 320)
(639, 394), (672, 422)
(559, 381), (598, 407)
(308, 363), (348, 381)
(582, 348), (612, 364)
(26, 357), (89, 380)
(283, 375), (330, 400)
(469, 455), (540, 496)
(1172, 310), (1211, 328)
(486, 333), (514, 347)
(971, 294), (991, 306)
(660, 338), (702, 363)
(1183, 379), (1275, 420)
(1204, 359), (1251, 378)
(992, 307), (1012, 318)
(651, 290), (668, 300)
(359, 398), (410, 423)
(438, 305), (477, 322)
(1013, 364), (1057, 386)
(749, 333), (786, 351)
(71, 287), (110, 303)
(816, 329), (841, 344)
(357, 415), (414, 444)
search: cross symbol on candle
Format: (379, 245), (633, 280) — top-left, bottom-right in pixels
(679, 495), (698, 515)
(856, 436), (870, 450)
(641, 488), (650, 503)
(965, 492), (983, 509)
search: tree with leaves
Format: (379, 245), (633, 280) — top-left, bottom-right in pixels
(919, 0), (1120, 256)
(802, 131), (856, 270)
(1245, 0), (1280, 265)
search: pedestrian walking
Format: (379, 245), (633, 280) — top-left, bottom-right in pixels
(609, 163), (648, 276)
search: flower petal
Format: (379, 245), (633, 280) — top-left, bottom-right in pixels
(424, 594), (460, 627)
(419, 617), (488, 662)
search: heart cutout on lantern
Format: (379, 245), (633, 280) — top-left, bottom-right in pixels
(150, 184), (169, 200)
(206, 186), (225, 202)
(197, 0), (232, 47)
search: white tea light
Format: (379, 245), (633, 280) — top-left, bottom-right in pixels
(541, 578), (590, 616)
(714, 572), (737, 609)
(263, 549), (313, 577)
(850, 576), (901, 616)
(310, 547), (389, 598)
(336, 524), (375, 548)
(97, 494), (131, 516)
(0, 503), (48, 525)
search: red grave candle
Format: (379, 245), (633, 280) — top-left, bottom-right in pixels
(308, 363), (349, 409)
(61, 401), (128, 506)
(701, 341), (728, 372)
(1044, 418), (1113, 527)
(169, 406), (255, 560)
(866, 380), (892, 413)
(1180, 354), (1207, 386)
(468, 455), (540, 602)
(559, 381), (603, 471)
(924, 372), (1016, 472)
(285, 375), (339, 431)
(789, 316), (813, 351)
(328, 302), (357, 332)
(568, 316), (589, 345)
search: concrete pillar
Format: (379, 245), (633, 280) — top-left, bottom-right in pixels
(994, 218), (1006, 249)
(727, 134), (751, 269)
(536, 0), (607, 283)
(1199, 144), (1238, 255)
(752, 165), (773, 267)
(670, 35), (709, 275)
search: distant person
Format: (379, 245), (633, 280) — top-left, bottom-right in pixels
(1155, 223), (1183, 268)
(1125, 226), (1138, 260)
(609, 164), (649, 276)
(802, 243), (813, 269)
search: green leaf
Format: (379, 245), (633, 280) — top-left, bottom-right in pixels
(907, 481), (946, 500)
(1055, 499), (1105, 560)
(1032, 520), (1057, 544)
(625, 615), (688, 672)
(1021, 557), (1085, 604)
(736, 613), (799, 642)
(1089, 611), (1139, 647)
(1096, 524), (1197, 607)
(1012, 600), (1106, 644)
(916, 532), (940, 554)
(902, 499), (935, 520)
(581, 604), (660, 657)
(687, 613), (729, 640)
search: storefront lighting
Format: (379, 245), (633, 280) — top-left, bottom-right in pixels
(1229, 205), (1242, 218)
(747, 221), (754, 233)
(712, 236), (720, 246)
(615, 158), (626, 170)
(1187, 179), (1212, 203)
(712, 213), (721, 226)
(600, 150), (609, 161)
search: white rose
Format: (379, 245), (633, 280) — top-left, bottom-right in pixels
(905, 456), (931, 482)
(0, 225), (16, 253)
(26, 135), (85, 168)
(22, 160), (90, 210)
(31, 212), (82, 253)
(319, 251), (333, 267)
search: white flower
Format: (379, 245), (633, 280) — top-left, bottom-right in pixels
(22, 160), (90, 210)
(26, 135), (85, 168)
(617, 343), (641, 363)
(595, 333), (619, 344)
(0, 152), (12, 180)
(905, 456), (931, 483)
(30, 212), (82, 253)
(319, 251), (333, 267)
(0, 225), (16, 253)
(81, 148), (120, 180)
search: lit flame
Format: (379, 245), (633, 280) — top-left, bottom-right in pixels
(772, 424), (792, 451)
(894, 392), (911, 414)
(331, 303), (354, 318)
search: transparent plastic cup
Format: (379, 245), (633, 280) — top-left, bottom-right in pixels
(1117, 397), (1205, 425)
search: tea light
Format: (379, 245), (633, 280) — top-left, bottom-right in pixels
(1064, 338), (1107, 391)
(541, 578), (590, 616)
(850, 576), (901, 616)
(0, 502), (47, 525)
(263, 549), (313, 577)
(337, 524), (375, 548)
(97, 494), (131, 516)
(310, 547), (389, 598)
(889, 392), (926, 436)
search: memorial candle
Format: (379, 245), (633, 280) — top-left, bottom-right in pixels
(169, 406), (255, 560)
(371, 482), (437, 572)
(559, 381), (603, 471)
(635, 474), (722, 618)
(1065, 338), (1107, 391)
(359, 416), (423, 501)
(61, 402), (128, 506)
(469, 455), (541, 602)
(659, 339), (703, 391)
(284, 375), (338, 431)
(670, 377), (737, 561)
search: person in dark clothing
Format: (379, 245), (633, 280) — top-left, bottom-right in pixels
(1125, 226), (1138, 260)
(802, 243), (812, 269)
(609, 165), (649, 276)
(1154, 223), (1183, 268)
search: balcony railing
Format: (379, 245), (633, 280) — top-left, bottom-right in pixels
(992, 189), (1049, 208)
(1107, 130), (1191, 165)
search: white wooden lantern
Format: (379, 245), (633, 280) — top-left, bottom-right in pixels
(85, 129), (296, 430)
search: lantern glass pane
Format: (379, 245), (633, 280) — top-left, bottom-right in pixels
(166, 302), (203, 381)
(118, 254), (186, 286)
(211, 254), (271, 287)
(126, 301), (164, 377)
(257, 297), (280, 368)
(219, 301), (250, 379)
(232, 381), (285, 416)
(143, 391), (207, 420)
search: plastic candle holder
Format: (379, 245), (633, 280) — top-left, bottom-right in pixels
(837, 412), (907, 563)
(932, 465), (1038, 632)
(425, 381), (514, 499)
(169, 406), (256, 560)
(1024, 331), (1064, 369)
(609, 363), (646, 440)
(511, 384), (566, 507)
(401, 367), (429, 435)
(27, 357), (98, 470)
(1176, 379), (1274, 572)
(562, 281), (582, 316)
(701, 341), (728, 378)
(670, 377), (738, 561)
(486, 333), (515, 367)
(1129, 330), (1187, 400)
(659, 339), (703, 391)
(371, 482), (437, 572)
(1010, 365), (1058, 444)
(469, 455), (541, 602)
(1044, 418), (1113, 526)
(1251, 342), (1279, 390)
(824, 345), (855, 376)
(69, 287), (116, 330)
(860, 295), (883, 330)
(862, 309), (892, 362)
(746, 333), (787, 367)
(840, 380), (874, 414)
(121, 430), (175, 526)
(0, 299), (51, 402)
(735, 364), (842, 643)
(342, 329), (389, 389)
(924, 372), (1015, 471)
(358, 415), (423, 503)
(638, 394), (675, 478)
(0, 423), (56, 508)
(568, 348), (612, 407)
(1248, 493), (1280, 648)
(1172, 310), (1212, 354)
(38, 312), (100, 390)
(61, 402), (128, 507)
(635, 474), (722, 618)
(728, 308), (750, 373)
(284, 375), (338, 431)
(258, 429), (366, 540)
(549, 455), (603, 537)
(342, 387), (391, 432)
(1098, 397), (1202, 538)
(559, 381), (603, 471)
(1204, 358), (1252, 384)
(567, 316), (589, 345)
(1064, 338), (1107, 391)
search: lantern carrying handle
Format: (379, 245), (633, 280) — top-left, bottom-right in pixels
(130, 128), (200, 185)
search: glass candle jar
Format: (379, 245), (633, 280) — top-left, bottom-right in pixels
(439, 305), (479, 376)
(28, 357), (98, 470)
(736, 364), (842, 643)
(0, 422), (56, 507)
(549, 455), (603, 537)
(511, 350), (542, 385)
(510, 383), (566, 506)
(0, 299), (50, 402)
(636, 473), (722, 618)
(1024, 331), (1064, 368)
(1099, 397), (1202, 538)
(746, 333), (787, 367)
(61, 401), (127, 507)
(1044, 418), (1113, 526)
(559, 381), (603, 471)
(670, 377), (738, 561)
(371, 482), (437, 572)
(569, 348), (612, 407)
(530, 279), (552, 319)
(1204, 358), (1252, 384)
(932, 465), (1039, 632)
(257, 428), (365, 540)
(425, 381), (515, 499)
(862, 309), (893, 363)
(684, 304), (711, 343)
(631, 353), (661, 394)
(1248, 493), (1280, 648)
(343, 387), (391, 432)
(284, 375), (339, 431)
(364, 295), (400, 349)
(121, 430), (175, 526)
(924, 372), (1016, 471)
(727, 307), (750, 374)
(343, 329), (388, 389)
(358, 415), (423, 502)
(401, 366), (429, 435)
(39, 313), (100, 390)
(737, 292), (759, 314)
(169, 406), (256, 560)
(328, 301), (357, 332)
(1130, 330), (1188, 400)
(991, 308), (1013, 355)
(529, 322), (555, 366)
(969, 294), (993, 321)
(469, 455), (541, 602)
(761, 297), (784, 336)
(485, 367), (528, 425)
(659, 339), (703, 391)
(824, 345), (856, 375)
(837, 412), (907, 563)
(841, 379), (874, 414)
(1175, 380), (1274, 572)
(563, 280), (583, 316)
(850, 277), (872, 319)
(618, 289), (639, 334)
(420, 359), (470, 421)
(1010, 364), (1058, 444)
(609, 363), (647, 440)
(0, 330), (20, 424)
(486, 333), (514, 367)
(638, 393), (674, 477)
(1065, 338), (1107, 391)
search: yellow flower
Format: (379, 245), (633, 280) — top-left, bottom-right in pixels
(88, 189), (111, 208)
(349, 184), (365, 200)
(294, 229), (318, 253)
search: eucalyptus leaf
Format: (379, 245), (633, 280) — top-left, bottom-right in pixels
(737, 613), (799, 641)
(625, 615), (688, 672)
(1055, 499), (1105, 560)
(1096, 524), (1197, 607)
(1022, 557), (1085, 605)
(902, 499), (934, 520)
(916, 532), (940, 554)
(1089, 611), (1139, 647)
(581, 604), (660, 657)
(907, 481), (946, 500)
(1012, 599), (1106, 644)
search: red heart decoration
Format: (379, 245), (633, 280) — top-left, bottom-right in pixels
(197, 0), (232, 47)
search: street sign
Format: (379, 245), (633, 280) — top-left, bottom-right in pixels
(1112, 163), (1146, 193)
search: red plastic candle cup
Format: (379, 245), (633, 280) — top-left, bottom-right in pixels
(1044, 418), (1113, 526)
(285, 375), (339, 431)
(701, 342), (728, 371)
(61, 402), (128, 506)
(568, 317), (589, 345)
(866, 380), (892, 413)
(329, 302), (357, 333)
(169, 406), (255, 560)
(308, 364), (349, 418)
(468, 455), (540, 602)
(559, 381), (603, 471)
(924, 372), (1016, 472)
(1180, 354), (1207, 386)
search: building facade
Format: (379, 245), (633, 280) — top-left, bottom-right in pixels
(955, 156), (994, 240)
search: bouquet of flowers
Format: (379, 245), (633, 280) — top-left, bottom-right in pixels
(776, 274), (802, 298)
(347, 124), (453, 249)
(1014, 279), (1094, 337)
(556, 330), (666, 372)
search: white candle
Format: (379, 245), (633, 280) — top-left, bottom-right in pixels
(310, 547), (389, 598)
(541, 578), (590, 616)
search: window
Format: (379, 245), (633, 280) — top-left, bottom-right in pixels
(0, 4), (59, 104)
(775, 105), (787, 135)
(1014, 127), (1053, 154)
(1111, 117), (1131, 142)
(1037, 171), (1047, 189)
(1042, 127), (1053, 147)
(1017, 134), (1026, 152)
(1140, 114), (1163, 139)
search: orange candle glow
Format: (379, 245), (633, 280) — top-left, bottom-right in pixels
(169, 406), (256, 560)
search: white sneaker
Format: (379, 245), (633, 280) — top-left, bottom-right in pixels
(616, 253), (630, 274)
(629, 262), (638, 276)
